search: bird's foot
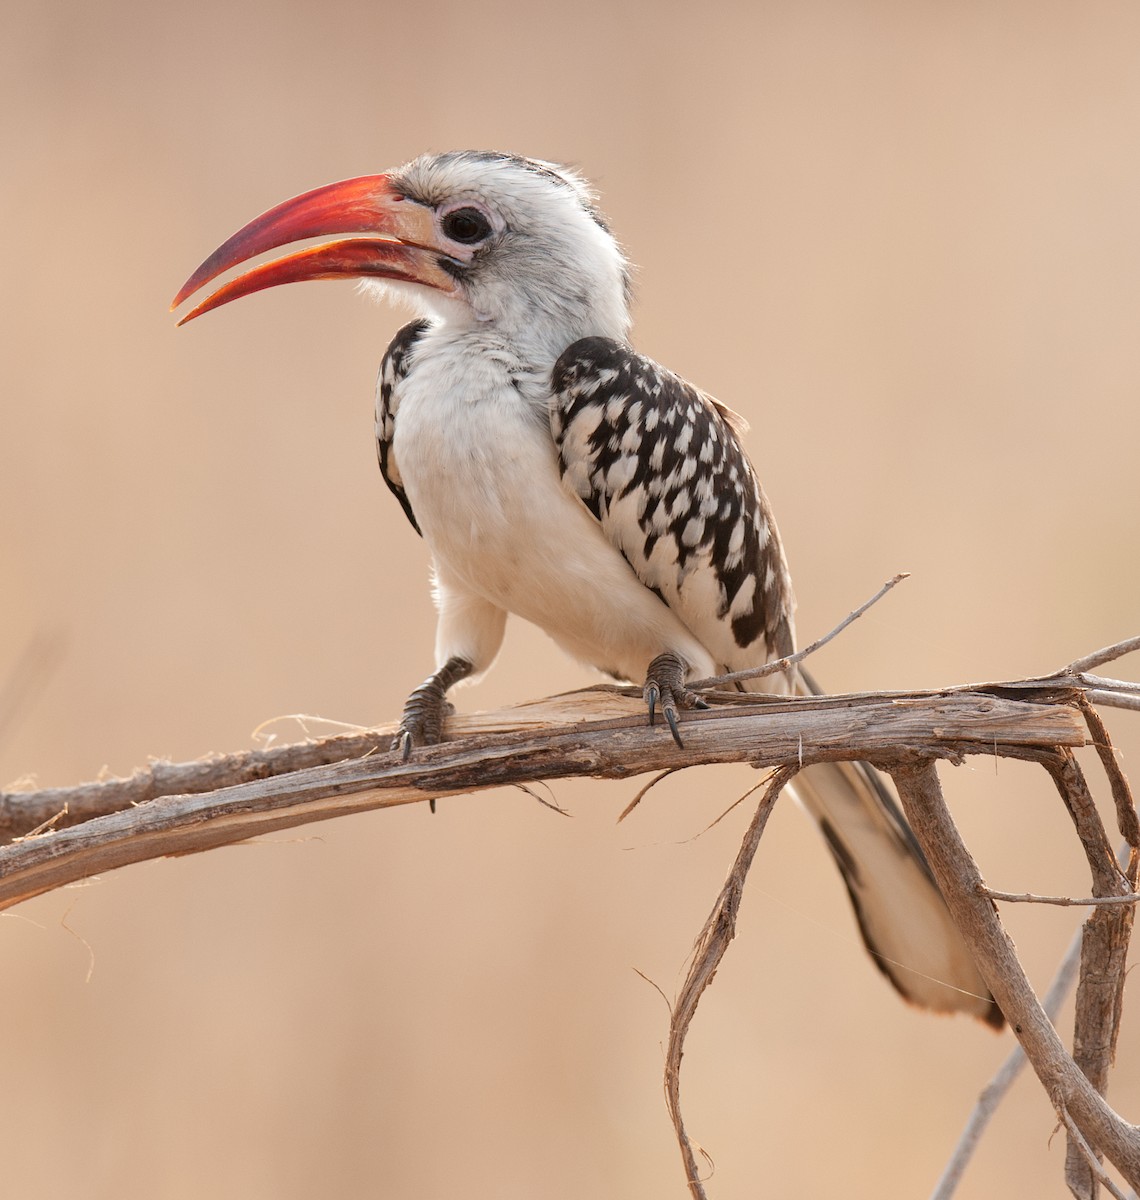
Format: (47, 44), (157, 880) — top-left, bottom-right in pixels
(642, 652), (708, 748)
(392, 656), (474, 762)
(392, 692), (454, 762)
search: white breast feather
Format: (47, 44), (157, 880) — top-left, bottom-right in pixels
(391, 331), (715, 683)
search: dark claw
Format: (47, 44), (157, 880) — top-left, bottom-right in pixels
(391, 656), (474, 762)
(391, 657), (475, 815)
(393, 725), (434, 810)
(643, 651), (704, 748)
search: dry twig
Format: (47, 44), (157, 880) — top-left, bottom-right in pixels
(981, 889), (1139, 908)
(0, 688), (1082, 908)
(1043, 751), (1136, 1198)
(933, 839), (1137, 1200)
(663, 766), (796, 1200)
(890, 758), (1140, 1193)
(930, 922), (1086, 1200)
(689, 572), (909, 690)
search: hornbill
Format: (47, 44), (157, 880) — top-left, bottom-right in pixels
(173, 150), (1000, 1026)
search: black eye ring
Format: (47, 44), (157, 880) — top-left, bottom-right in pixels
(441, 206), (493, 245)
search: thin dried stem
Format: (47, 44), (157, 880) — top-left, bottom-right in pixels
(983, 890), (1139, 908)
(1061, 1106), (1134, 1200)
(934, 839), (1137, 1200)
(1065, 636), (1140, 675)
(616, 766), (689, 823)
(663, 766), (796, 1200)
(1085, 692), (1140, 714)
(931, 922), (1085, 1200)
(1082, 676), (1140, 697)
(1078, 696), (1140, 856)
(689, 572), (909, 690)
(1044, 752), (1137, 1198)
(889, 758), (1140, 1192)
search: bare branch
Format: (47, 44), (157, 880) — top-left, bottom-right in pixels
(689, 572), (909, 690)
(888, 758), (1140, 1192)
(616, 766), (689, 823)
(1061, 1106), (1135, 1200)
(937, 836), (1139, 1198)
(931, 922), (1086, 1200)
(0, 690), (1084, 912)
(1078, 696), (1140, 855)
(1085, 692), (1140, 714)
(983, 889), (1140, 908)
(1065, 636), (1140, 675)
(1082, 676), (1140, 697)
(664, 766), (795, 1200)
(0, 676), (1088, 844)
(1044, 751), (1137, 1198)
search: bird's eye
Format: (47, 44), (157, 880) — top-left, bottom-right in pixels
(441, 206), (493, 245)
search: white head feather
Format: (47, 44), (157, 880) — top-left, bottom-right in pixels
(364, 151), (632, 362)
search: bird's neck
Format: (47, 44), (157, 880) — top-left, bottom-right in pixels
(413, 321), (552, 409)
(428, 303), (629, 379)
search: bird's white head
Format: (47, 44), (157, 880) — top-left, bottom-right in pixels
(172, 150), (632, 355)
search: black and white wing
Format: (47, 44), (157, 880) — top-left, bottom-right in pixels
(552, 337), (1001, 1025)
(375, 318), (430, 536)
(551, 336), (795, 674)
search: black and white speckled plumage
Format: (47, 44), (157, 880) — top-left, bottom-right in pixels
(552, 336), (795, 669)
(379, 325), (796, 677)
(376, 318), (429, 536)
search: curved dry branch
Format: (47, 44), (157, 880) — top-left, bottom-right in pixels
(1044, 750), (1137, 1197)
(664, 766), (796, 1200)
(0, 688), (1082, 910)
(930, 921), (1086, 1200)
(890, 758), (1140, 1193)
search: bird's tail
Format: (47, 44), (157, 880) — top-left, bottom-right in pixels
(764, 666), (1002, 1026)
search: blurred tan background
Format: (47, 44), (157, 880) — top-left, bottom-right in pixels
(3, 1), (1139, 1196)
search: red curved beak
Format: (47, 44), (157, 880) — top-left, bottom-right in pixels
(171, 174), (457, 324)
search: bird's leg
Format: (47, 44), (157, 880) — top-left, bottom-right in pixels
(393, 656), (474, 762)
(642, 651), (709, 749)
